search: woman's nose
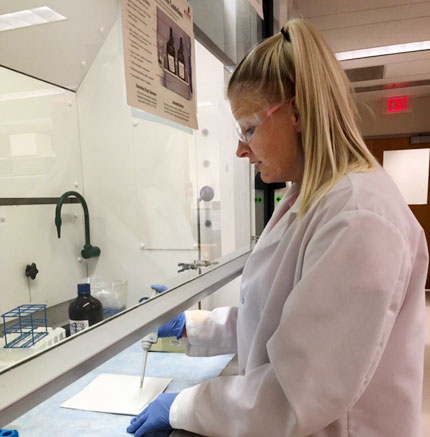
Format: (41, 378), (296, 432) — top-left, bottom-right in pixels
(236, 140), (250, 158)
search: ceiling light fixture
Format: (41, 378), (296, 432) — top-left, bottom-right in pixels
(0, 89), (66, 102)
(0, 6), (66, 32)
(336, 41), (430, 61)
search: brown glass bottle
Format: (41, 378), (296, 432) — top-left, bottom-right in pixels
(68, 283), (103, 335)
(166, 27), (176, 74)
(177, 37), (185, 80)
(188, 41), (192, 93)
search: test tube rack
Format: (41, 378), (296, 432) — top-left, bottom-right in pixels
(2, 304), (48, 348)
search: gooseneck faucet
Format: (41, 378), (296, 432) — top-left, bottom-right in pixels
(55, 191), (101, 259)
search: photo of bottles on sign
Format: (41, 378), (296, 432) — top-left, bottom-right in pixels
(156, 7), (193, 101)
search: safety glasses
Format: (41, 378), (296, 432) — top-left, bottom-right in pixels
(234, 99), (292, 144)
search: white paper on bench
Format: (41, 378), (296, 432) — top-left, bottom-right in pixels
(61, 373), (172, 415)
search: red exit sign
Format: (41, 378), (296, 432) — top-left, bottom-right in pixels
(386, 96), (408, 113)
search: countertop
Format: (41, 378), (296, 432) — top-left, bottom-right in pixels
(6, 341), (236, 437)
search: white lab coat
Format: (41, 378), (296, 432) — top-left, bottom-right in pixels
(170, 169), (428, 437)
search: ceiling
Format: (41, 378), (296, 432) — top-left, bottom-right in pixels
(0, 0), (428, 103)
(276, 0), (430, 102)
(0, 0), (118, 91)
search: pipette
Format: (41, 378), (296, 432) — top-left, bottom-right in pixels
(140, 332), (158, 388)
(138, 285), (167, 389)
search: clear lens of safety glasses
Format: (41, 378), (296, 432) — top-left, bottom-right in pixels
(234, 101), (286, 144)
(234, 120), (257, 143)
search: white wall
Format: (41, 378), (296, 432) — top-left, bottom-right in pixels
(0, 69), (87, 315)
(76, 19), (199, 305)
(357, 94), (430, 137)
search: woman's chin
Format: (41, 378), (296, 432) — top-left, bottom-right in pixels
(259, 171), (277, 184)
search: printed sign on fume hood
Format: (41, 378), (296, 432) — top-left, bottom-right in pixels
(0, 208), (6, 226)
(120, 0), (198, 129)
(248, 0), (264, 19)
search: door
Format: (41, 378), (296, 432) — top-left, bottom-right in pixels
(366, 137), (430, 289)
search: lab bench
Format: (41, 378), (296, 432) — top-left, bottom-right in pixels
(6, 342), (236, 437)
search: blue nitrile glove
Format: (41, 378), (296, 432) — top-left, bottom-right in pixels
(127, 392), (178, 436)
(158, 313), (186, 339)
(151, 284), (168, 294)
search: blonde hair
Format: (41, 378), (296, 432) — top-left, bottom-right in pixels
(228, 19), (377, 218)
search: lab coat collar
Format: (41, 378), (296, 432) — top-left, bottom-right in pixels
(254, 182), (301, 252)
(290, 186), (302, 214)
(270, 182), (301, 226)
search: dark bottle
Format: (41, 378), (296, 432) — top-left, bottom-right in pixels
(177, 37), (185, 80)
(68, 283), (103, 335)
(166, 27), (176, 74)
(188, 42), (192, 94)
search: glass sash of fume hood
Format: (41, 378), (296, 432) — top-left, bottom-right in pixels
(0, 250), (249, 427)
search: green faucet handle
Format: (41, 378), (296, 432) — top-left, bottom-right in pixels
(81, 244), (101, 259)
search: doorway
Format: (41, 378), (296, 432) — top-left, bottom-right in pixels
(366, 137), (430, 289)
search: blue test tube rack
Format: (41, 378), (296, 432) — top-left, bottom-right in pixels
(2, 304), (48, 348)
(0, 429), (19, 436)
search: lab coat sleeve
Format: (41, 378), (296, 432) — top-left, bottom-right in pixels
(182, 306), (238, 356)
(170, 210), (413, 436)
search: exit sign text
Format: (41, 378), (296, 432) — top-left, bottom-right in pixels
(386, 96), (408, 113)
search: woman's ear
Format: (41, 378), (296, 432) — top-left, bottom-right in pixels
(291, 97), (301, 133)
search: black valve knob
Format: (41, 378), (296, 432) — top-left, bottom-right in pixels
(25, 263), (39, 280)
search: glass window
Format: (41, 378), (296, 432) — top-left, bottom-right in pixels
(0, 2), (254, 374)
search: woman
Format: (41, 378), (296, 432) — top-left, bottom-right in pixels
(127, 19), (428, 437)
